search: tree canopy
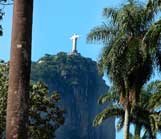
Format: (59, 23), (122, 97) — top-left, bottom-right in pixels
(93, 81), (161, 139)
(0, 61), (65, 139)
(87, 0), (161, 139)
(87, 0), (161, 105)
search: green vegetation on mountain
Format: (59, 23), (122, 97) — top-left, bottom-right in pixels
(31, 52), (115, 139)
(31, 52), (98, 92)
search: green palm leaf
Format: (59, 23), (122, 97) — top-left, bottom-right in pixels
(93, 107), (124, 127)
(87, 25), (117, 43)
(98, 87), (119, 104)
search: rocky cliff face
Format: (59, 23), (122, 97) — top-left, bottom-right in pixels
(31, 52), (115, 139)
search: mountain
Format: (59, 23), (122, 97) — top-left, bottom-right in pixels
(31, 52), (115, 139)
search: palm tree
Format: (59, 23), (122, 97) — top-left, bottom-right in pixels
(93, 81), (161, 139)
(6, 0), (33, 138)
(87, 1), (161, 139)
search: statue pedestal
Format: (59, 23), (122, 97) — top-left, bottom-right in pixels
(68, 50), (81, 56)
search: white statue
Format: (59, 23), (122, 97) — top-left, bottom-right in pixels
(70, 33), (79, 53)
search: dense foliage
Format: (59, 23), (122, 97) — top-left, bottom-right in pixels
(31, 52), (98, 92)
(0, 61), (8, 138)
(87, 0), (161, 139)
(87, 0), (161, 106)
(0, 61), (65, 139)
(94, 81), (161, 139)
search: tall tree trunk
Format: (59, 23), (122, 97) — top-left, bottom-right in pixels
(123, 105), (130, 139)
(6, 0), (33, 138)
(123, 80), (130, 139)
(134, 124), (141, 139)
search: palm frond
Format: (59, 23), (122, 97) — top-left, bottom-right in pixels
(130, 105), (160, 138)
(144, 80), (161, 109)
(148, 92), (161, 110)
(97, 40), (115, 74)
(98, 87), (119, 104)
(149, 113), (161, 132)
(87, 25), (116, 43)
(93, 107), (124, 127)
(103, 8), (118, 25)
(143, 19), (161, 49)
(144, 0), (158, 24)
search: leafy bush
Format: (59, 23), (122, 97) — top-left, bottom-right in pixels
(0, 61), (65, 139)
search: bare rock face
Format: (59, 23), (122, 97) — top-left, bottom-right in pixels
(31, 52), (115, 139)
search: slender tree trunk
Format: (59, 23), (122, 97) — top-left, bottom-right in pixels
(123, 104), (130, 139)
(6, 0), (33, 138)
(134, 125), (141, 139)
(123, 80), (130, 139)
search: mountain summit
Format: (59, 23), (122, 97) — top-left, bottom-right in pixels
(31, 52), (115, 139)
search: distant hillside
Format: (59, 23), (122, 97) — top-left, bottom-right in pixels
(31, 52), (115, 139)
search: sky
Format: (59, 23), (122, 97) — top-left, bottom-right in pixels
(0, 0), (124, 62)
(0, 0), (160, 139)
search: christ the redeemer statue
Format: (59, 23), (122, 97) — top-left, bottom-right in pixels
(70, 33), (79, 53)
